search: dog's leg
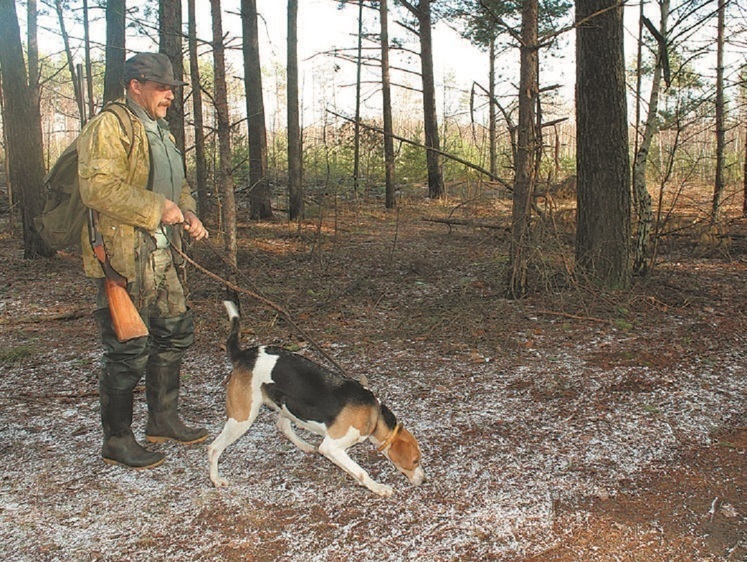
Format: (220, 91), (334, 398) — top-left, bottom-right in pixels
(318, 436), (393, 497)
(207, 417), (255, 487)
(276, 416), (317, 454)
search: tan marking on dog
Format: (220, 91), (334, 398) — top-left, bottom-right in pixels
(225, 366), (254, 422)
(327, 405), (378, 440)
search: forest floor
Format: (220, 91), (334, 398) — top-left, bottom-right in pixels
(0, 188), (745, 561)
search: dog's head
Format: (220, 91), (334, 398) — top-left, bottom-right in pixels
(384, 425), (425, 486)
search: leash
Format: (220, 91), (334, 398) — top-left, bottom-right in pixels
(168, 233), (362, 384)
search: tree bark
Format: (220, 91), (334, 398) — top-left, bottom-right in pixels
(103, 0), (126, 104)
(210, 0), (237, 267)
(160, 0), (186, 152)
(575, 0), (631, 288)
(241, 0), (273, 220)
(0, 0), (53, 258)
(287, 0), (303, 220)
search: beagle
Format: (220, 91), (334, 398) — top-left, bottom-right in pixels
(208, 301), (425, 497)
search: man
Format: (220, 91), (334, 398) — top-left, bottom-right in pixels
(78, 53), (208, 469)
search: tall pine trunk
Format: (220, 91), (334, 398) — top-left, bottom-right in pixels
(242, 0), (273, 220)
(160, 0), (186, 152)
(399, 0), (443, 199)
(575, 0), (631, 288)
(103, 0), (125, 103)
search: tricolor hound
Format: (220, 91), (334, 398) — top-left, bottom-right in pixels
(207, 301), (426, 497)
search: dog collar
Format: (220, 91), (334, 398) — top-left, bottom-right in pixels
(376, 423), (403, 453)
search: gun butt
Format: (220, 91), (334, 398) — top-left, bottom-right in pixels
(105, 280), (148, 342)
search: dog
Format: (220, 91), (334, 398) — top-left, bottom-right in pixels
(207, 301), (425, 497)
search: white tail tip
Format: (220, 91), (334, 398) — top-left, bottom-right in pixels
(223, 300), (239, 320)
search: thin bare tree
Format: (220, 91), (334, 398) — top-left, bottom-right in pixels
(380, 0), (396, 209)
(509, 0), (539, 298)
(711, 0), (726, 224)
(187, 0), (210, 220)
(210, 0), (237, 267)
(632, 1), (670, 276)
(287, 0), (303, 220)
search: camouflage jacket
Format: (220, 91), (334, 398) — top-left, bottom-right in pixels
(77, 98), (196, 280)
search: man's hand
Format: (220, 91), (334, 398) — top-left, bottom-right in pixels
(183, 211), (209, 241)
(161, 199), (184, 225)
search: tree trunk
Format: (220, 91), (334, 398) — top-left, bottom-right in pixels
(711, 0), (725, 224)
(210, 0), (237, 267)
(575, 0), (631, 288)
(380, 0), (396, 209)
(399, 0), (443, 199)
(160, 0), (186, 152)
(187, 0), (210, 221)
(509, 0), (539, 298)
(287, 0), (303, 220)
(241, 0), (273, 220)
(632, 0), (669, 276)
(103, 0), (126, 104)
(0, 0), (53, 258)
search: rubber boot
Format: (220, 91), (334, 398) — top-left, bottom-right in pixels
(145, 362), (208, 444)
(100, 387), (165, 469)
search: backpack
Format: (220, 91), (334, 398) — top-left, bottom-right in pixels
(33, 102), (135, 250)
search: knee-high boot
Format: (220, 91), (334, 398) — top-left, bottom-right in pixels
(100, 386), (165, 469)
(144, 361), (209, 444)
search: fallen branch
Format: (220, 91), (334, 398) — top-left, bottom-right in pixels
(422, 217), (509, 231)
(535, 309), (611, 324)
(0, 308), (89, 325)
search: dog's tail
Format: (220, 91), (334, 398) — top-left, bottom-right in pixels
(223, 300), (242, 360)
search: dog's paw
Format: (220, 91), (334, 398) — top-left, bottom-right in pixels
(211, 476), (230, 488)
(370, 483), (394, 497)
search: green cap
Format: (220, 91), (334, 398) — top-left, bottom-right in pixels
(124, 53), (188, 87)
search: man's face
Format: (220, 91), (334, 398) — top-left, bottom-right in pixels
(128, 79), (174, 119)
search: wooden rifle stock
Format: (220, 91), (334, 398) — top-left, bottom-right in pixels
(88, 210), (148, 342)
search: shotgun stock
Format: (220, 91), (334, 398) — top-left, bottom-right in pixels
(88, 210), (148, 342)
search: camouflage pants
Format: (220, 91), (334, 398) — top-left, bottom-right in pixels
(94, 244), (194, 393)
